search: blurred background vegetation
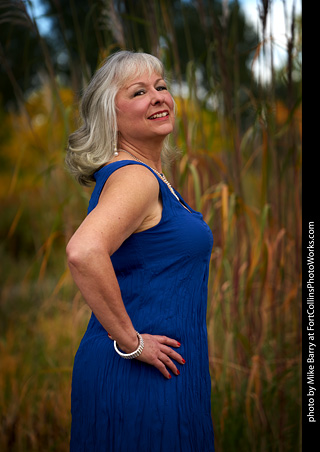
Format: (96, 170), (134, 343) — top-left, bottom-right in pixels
(0, 0), (301, 451)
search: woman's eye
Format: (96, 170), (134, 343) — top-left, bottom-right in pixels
(133, 90), (145, 97)
(133, 86), (167, 97)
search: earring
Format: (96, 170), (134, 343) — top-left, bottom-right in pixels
(114, 140), (118, 157)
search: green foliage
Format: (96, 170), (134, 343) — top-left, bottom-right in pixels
(0, 1), (301, 451)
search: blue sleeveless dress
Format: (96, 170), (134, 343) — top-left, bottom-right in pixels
(70, 161), (215, 452)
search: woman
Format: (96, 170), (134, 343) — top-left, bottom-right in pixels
(66, 50), (215, 451)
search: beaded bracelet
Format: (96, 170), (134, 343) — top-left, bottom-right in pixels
(114, 331), (144, 359)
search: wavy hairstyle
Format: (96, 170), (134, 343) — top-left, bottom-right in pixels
(65, 50), (175, 186)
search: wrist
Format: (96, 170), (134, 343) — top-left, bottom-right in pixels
(114, 331), (144, 359)
(118, 338), (140, 354)
(117, 331), (140, 354)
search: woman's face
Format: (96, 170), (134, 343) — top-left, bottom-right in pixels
(115, 71), (175, 147)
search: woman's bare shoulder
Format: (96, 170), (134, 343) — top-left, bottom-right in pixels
(101, 162), (160, 199)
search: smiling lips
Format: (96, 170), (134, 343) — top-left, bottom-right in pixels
(148, 110), (169, 120)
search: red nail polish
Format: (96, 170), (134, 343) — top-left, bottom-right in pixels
(177, 342), (181, 347)
(177, 370), (180, 375)
(182, 359), (186, 364)
(168, 375), (172, 379)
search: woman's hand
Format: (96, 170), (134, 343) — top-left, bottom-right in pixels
(137, 334), (186, 379)
(110, 333), (185, 379)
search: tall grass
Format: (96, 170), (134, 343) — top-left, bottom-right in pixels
(0, 1), (301, 451)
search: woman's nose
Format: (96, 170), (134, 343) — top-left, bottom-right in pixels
(151, 89), (165, 105)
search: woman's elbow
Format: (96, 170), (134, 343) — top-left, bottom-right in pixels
(66, 237), (106, 269)
(66, 238), (88, 269)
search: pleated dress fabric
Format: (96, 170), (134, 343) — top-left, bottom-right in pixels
(70, 160), (215, 452)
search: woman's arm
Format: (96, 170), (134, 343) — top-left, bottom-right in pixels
(66, 165), (184, 378)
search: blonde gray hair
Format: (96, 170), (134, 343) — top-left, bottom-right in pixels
(66, 50), (175, 186)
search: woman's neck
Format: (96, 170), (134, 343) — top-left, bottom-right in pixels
(117, 139), (163, 172)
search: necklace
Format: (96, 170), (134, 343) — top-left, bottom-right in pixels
(117, 149), (180, 201)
